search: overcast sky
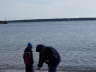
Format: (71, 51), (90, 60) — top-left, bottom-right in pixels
(1, 0), (96, 20)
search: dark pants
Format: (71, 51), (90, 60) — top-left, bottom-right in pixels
(25, 64), (33, 72)
(48, 62), (60, 72)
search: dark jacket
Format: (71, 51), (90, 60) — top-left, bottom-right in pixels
(38, 46), (61, 67)
(23, 47), (34, 65)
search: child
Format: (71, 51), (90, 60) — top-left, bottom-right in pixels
(23, 43), (34, 72)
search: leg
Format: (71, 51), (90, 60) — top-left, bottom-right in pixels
(48, 65), (58, 72)
(25, 64), (33, 72)
(25, 65), (29, 72)
(29, 65), (34, 72)
(48, 60), (60, 72)
(30, 65), (34, 72)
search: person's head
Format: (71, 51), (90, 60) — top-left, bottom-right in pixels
(24, 43), (32, 52)
(27, 42), (32, 48)
(36, 44), (45, 52)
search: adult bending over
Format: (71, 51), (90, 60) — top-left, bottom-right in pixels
(36, 44), (61, 72)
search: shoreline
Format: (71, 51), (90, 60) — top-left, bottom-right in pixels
(1, 17), (96, 24)
(8, 17), (96, 23)
(0, 21), (7, 24)
(0, 65), (96, 71)
(1, 69), (96, 72)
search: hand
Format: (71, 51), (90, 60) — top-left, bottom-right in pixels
(45, 60), (49, 64)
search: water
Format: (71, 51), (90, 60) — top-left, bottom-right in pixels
(0, 21), (96, 69)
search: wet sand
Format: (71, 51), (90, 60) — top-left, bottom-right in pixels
(1, 70), (96, 72)
(1, 65), (96, 72)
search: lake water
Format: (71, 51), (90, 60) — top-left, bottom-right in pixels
(0, 21), (96, 69)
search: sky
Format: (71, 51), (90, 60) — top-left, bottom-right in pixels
(1, 0), (96, 20)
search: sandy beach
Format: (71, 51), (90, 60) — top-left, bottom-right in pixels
(1, 67), (96, 72)
(1, 69), (96, 72)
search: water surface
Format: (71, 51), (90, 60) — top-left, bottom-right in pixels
(0, 21), (96, 69)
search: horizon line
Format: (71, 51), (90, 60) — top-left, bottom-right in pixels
(1, 17), (96, 21)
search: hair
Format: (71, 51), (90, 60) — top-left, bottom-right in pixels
(36, 44), (45, 52)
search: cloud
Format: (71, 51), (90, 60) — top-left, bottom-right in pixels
(0, 0), (96, 20)
(17, 0), (50, 5)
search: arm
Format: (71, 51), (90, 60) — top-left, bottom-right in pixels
(38, 52), (46, 68)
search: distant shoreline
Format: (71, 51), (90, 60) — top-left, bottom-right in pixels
(1, 17), (96, 24)
(8, 18), (96, 23)
(0, 21), (7, 24)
